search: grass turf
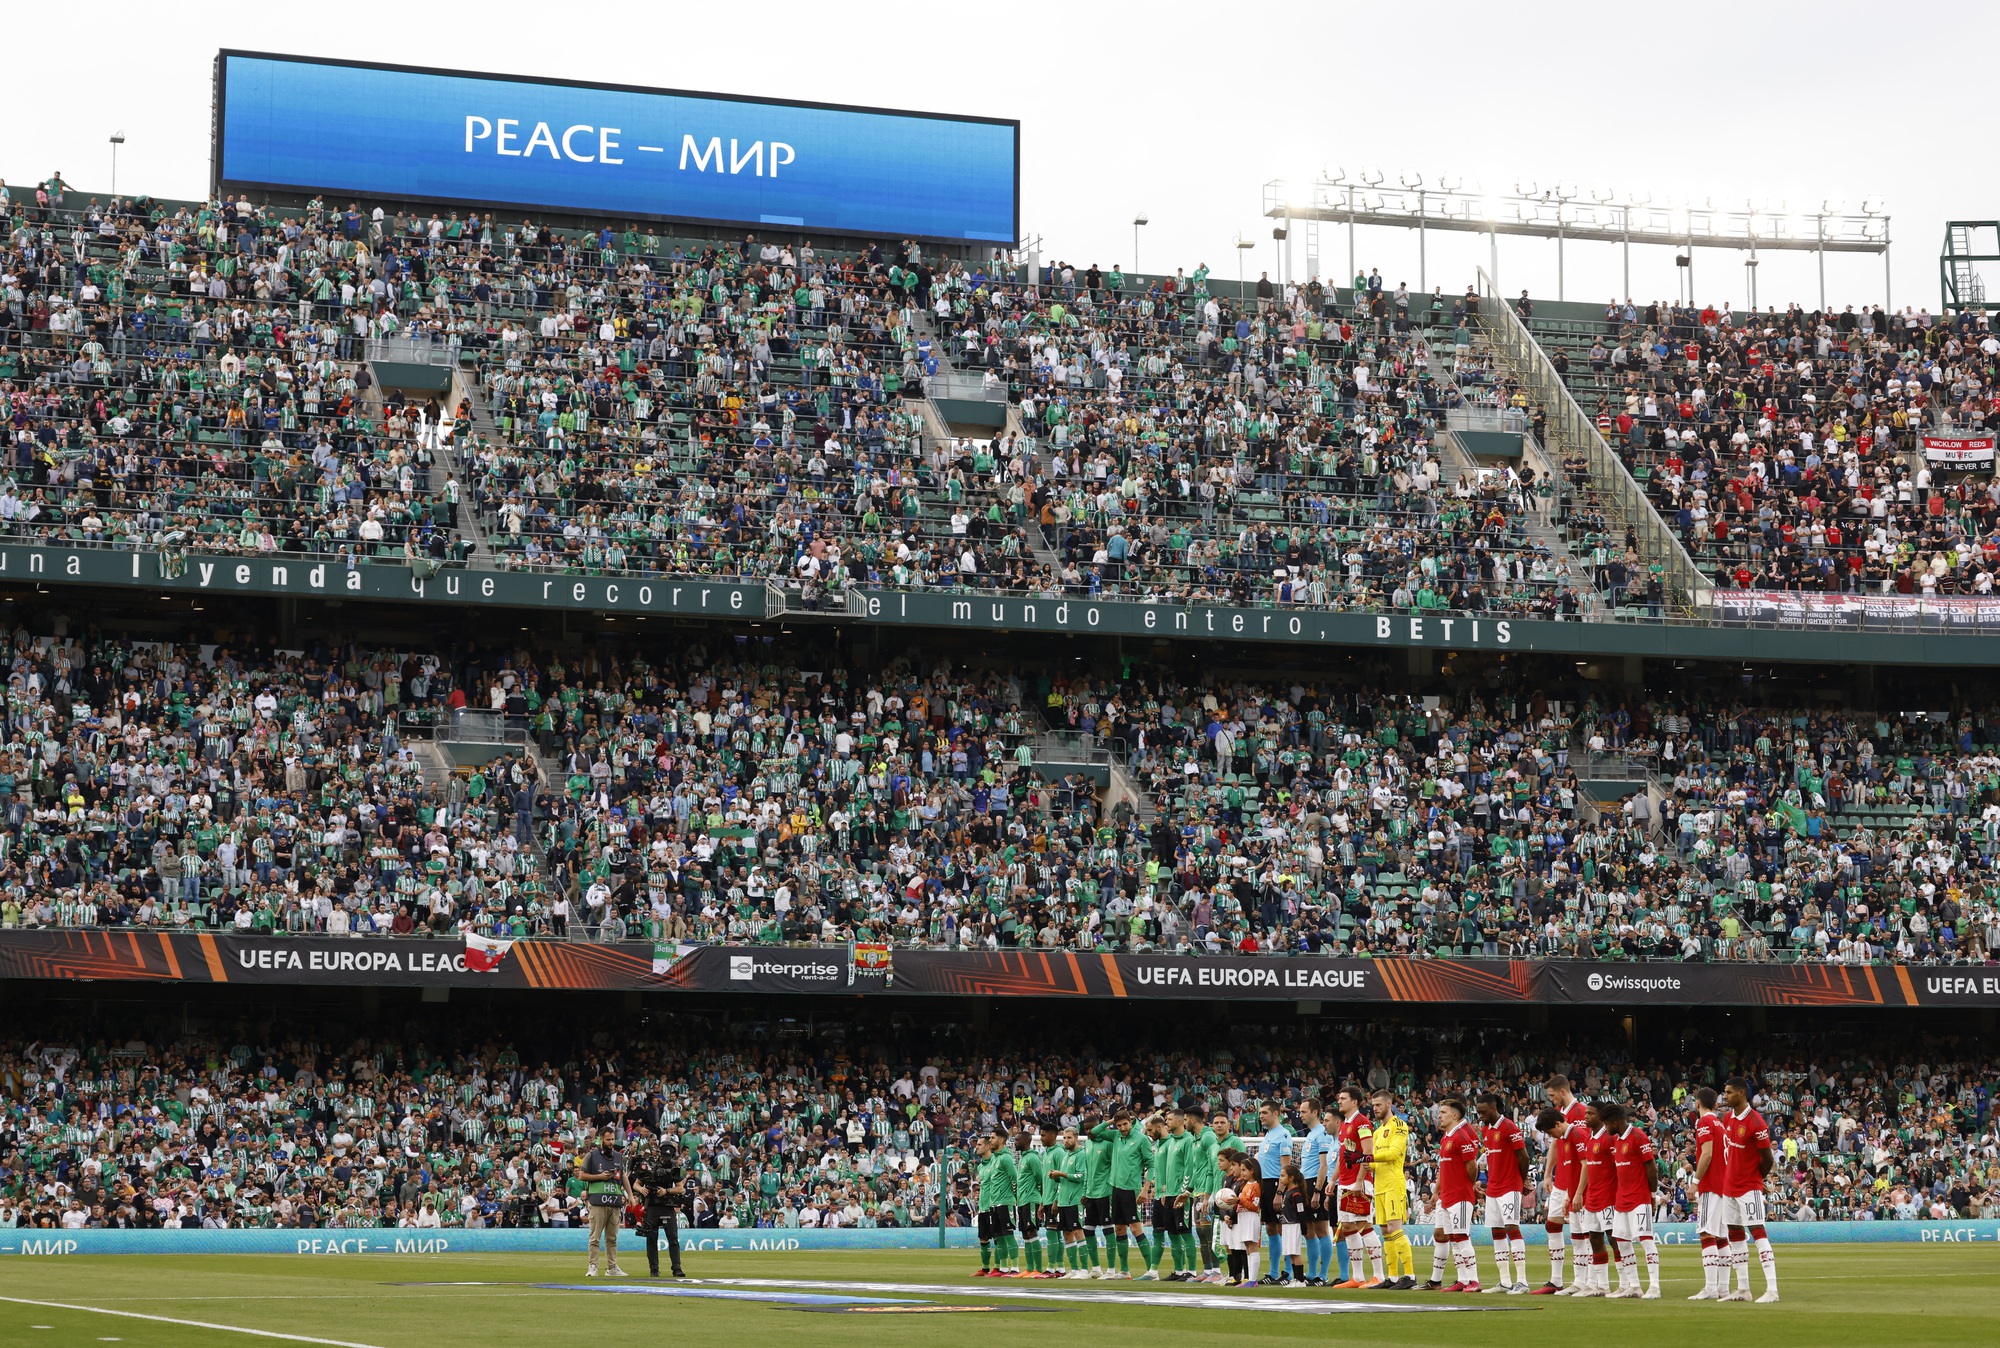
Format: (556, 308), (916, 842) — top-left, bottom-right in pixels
(0, 1246), (1990, 1347)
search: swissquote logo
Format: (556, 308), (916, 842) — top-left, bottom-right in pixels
(1584, 972), (1682, 994)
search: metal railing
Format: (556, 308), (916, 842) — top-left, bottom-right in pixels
(366, 335), (459, 366)
(1475, 268), (1708, 613)
(1446, 407), (1532, 434)
(446, 710), (534, 746)
(1027, 730), (1128, 768)
(927, 369), (1009, 402)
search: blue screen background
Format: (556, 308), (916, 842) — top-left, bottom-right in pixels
(218, 55), (1017, 243)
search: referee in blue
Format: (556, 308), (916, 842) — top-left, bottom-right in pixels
(1254, 1101), (1293, 1285)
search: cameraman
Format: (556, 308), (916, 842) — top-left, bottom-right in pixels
(632, 1135), (690, 1278)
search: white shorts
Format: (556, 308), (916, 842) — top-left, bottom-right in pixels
(1434, 1200), (1473, 1237)
(1545, 1188), (1574, 1224)
(1570, 1204), (1613, 1235)
(1234, 1210), (1263, 1246)
(1611, 1206), (1654, 1241)
(1336, 1180), (1374, 1223)
(1484, 1191), (1522, 1228)
(1280, 1223), (1303, 1258)
(1723, 1191), (1768, 1227)
(1696, 1192), (1731, 1239)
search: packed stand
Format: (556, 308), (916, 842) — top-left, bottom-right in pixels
(8, 618), (2000, 965)
(1, 185), (470, 568)
(0, 1019), (1990, 1230)
(1528, 295), (2000, 595)
(0, 626), (550, 936)
(0, 178), (1628, 618)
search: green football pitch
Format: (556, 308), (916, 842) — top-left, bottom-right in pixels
(0, 1246), (1992, 1348)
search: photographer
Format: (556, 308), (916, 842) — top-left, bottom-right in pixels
(632, 1135), (690, 1278)
(580, 1125), (630, 1277)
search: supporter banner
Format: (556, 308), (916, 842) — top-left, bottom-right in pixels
(1714, 589), (2000, 634)
(6, 1221), (1994, 1256)
(0, 1227), (970, 1257)
(0, 544), (764, 620)
(1923, 435), (1996, 466)
(13, 543), (2000, 664)
(853, 588), (2000, 665)
(6, 934), (2000, 1005)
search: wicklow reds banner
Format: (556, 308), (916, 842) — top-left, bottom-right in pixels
(3, 932), (1998, 1005)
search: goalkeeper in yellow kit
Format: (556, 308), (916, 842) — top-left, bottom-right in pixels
(1369, 1087), (1418, 1288)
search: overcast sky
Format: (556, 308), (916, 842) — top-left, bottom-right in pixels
(9, 1), (1984, 315)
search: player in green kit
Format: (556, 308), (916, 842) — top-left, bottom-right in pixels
(1036, 1124), (1065, 1277)
(1149, 1107), (1200, 1280)
(1011, 1130), (1050, 1276)
(1186, 1102), (1225, 1282)
(973, 1130), (1020, 1277)
(1047, 1124), (1091, 1277)
(1087, 1110), (1156, 1279)
(1080, 1117), (1115, 1277)
(1203, 1104), (1243, 1283)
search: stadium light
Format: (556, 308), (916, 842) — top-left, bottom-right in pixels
(109, 131), (125, 197)
(1133, 213), (1148, 276)
(1262, 168), (1887, 313)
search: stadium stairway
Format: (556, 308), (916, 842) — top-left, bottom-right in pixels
(434, 368), (500, 565)
(1474, 285), (1708, 613)
(362, 354), (498, 566)
(411, 739), (456, 790)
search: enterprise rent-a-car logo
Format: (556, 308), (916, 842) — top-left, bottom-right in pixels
(729, 955), (841, 982)
(1585, 972), (1683, 993)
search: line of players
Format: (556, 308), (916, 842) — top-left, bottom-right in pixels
(969, 1074), (1781, 1303)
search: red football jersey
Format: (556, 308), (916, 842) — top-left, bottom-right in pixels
(1481, 1117), (1525, 1195)
(1562, 1099), (1587, 1127)
(1437, 1121), (1480, 1206)
(1611, 1127), (1656, 1211)
(1722, 1106), (1772, 1197)
(1336, 1112), (1373, 1186)
(1694, 1110), (1728, 1195)
(1552, 1120), (1590, 1191)
(1581, 1127), (1616, 1210)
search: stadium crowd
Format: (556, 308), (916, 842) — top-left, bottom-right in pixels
(0, 1020), (1989, 1233)
(0, 186), (1647, 617)
(0, 617), (1998, 966)
(1536, 295), (2000, 595)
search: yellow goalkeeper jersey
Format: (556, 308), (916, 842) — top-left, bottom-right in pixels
(1370, 1114), (1410, 1188)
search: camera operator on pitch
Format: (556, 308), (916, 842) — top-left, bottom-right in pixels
(631, 1135), (691, 1278)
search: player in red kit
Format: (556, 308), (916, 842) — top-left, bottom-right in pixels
(1329, 1085), (1383, 1288)
(1475, 1093), (1529, 1293)
(1532, 1103), (1587, 1294)
(1720, 1077), (1779, 1302)
(1538, 1074), (1588, 1293)
(1424, 1098), (1482, 1293)
(1563, 1100), (1616, 1297)
(1602, 1102), (1661, 1298)
(1688, 1086), (1731, 1300)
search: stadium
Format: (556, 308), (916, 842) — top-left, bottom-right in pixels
(1, 12), (1997, 1348)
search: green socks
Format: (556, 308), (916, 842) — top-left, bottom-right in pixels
(1116, 1234), (1130, 1272)
(1045, 1233), (1061, 1271)
(1083, 1230), (1099, 1268)
(980, 1241), (993, 1270)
